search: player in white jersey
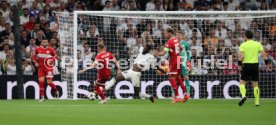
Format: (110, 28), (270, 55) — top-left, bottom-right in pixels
(105, 44), (167, 103)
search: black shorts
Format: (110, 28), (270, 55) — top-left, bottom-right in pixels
(241, 63), (259, 81)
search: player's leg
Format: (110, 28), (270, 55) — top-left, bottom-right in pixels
(252, 81), (260, 106)
(176, 74), (190, 103)
(177, 67), (188, 97)
(133, 86), (140, 99)
(170, 86), (175, 99)
(170, 74), (184, 103)
(239, 80), (247, 99)
(183, 69), (190, 94)
(185, 61), (191, 95)
(176, 75), (186, 94)
(168, 63), (180, 102)
(133, 85), (153, 102)
(94, 79), (107, 104)
(251, 63), (260, 106)
(182, 66), (190, 94)
(46, 78), (59, 98)
(46, 69), (59, 98)
(183, 72), (191, 102)
(130, 72), (155, 102)
(239, 64), (249, 106)
(38, 68), (45, 102)
(239, 80), (247, 106)
(132, 71), (142, 99)
(184, 76), (190, 94)
(136, 86), (155, 103)
(105, 71), (127, 90)
(169, 75), (179, 98)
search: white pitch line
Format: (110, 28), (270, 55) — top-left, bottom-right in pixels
(17, 104), (126, 107)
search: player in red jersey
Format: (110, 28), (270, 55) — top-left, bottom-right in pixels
(79, 42), (121, 104)
(32, 39), (59, 102)
(159, 29), (189, 103)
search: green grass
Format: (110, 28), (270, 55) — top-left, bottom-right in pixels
(0, 99), (275, 125)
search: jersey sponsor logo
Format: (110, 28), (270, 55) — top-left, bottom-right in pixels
(43, 57), (55, 69)
(37, 54), (52, 58)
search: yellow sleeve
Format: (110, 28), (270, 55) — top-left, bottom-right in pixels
(239, 43), (244, 52)
(258, 43), (264, 52)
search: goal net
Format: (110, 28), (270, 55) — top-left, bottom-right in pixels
(57, 11), (276, 100)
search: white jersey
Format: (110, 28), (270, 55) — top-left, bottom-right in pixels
(133, 47), (155, 71)
(120, 47), (155, 87)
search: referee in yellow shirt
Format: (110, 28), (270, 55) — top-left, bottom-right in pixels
(238, 30), (268, 106)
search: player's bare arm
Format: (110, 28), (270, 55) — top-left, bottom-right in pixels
(260, 50), (269, 70)
(78, 60), (98, 74)
(238, 51), (244, 70)
(260, 50), (268, 61)
(156, 65), (167, 74)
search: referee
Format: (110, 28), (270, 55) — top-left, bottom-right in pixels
(238, 30), (268, 106)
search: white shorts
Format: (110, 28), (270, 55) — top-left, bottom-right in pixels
(121, 69), (141, 87)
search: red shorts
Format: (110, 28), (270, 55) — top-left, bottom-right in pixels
(169, 62), (182, 77)
(95, 75), (110, 86)
(38, 67), (53, 79)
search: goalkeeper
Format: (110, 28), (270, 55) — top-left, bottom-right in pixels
(177, 31), (191, 102)
(238, 30), (268, 107)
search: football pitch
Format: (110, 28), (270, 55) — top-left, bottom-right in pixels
(0, 99), (275, 125)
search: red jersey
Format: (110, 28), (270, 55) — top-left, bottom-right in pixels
(165, 37), (181, 63)
(32, 46), (57, 69)
(95, 51), (115, 78)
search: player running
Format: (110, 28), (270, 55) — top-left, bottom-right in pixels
(32, 39), (59, 102)
(177, 31), (191, 101)
(159, 29), (190, 103)
(79, 42), (121, 104)
(105, 44), (167, 103)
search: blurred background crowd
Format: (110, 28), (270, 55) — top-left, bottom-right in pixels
(0, 0), (275, 76)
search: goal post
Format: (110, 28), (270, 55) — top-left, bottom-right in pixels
(57, 11), (276, 100)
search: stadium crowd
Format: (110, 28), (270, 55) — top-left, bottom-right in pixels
(0, 0), (275, 76)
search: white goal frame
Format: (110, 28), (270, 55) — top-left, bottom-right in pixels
(69, 11), (276, 100)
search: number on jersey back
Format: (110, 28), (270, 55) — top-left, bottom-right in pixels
(165, 38), (181, 60)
